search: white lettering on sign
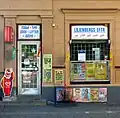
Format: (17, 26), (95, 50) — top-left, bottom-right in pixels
(71, 25), (108, 39)
(18, 25), (40, 39)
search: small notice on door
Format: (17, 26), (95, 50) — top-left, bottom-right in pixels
(78, 50), (86, 61)
(24, 58), (30, 65)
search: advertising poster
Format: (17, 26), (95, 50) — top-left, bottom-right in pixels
(43, 54), (52, 83)
(43, 69), (52, 83)
(86, 63), (95, 80)
(56, 88), (65, 102)
(72, 88), (82, 102)
(99, 88), (107, 102)
(43, 54), (52, 69)
(78, 63), (86, 80)
(54, 69), (64, 85)
(81, 88), (91, 102)
(65, 88), (73, 101)
(70, 63), (78, 81)
(70, 63), (86, 82)
(90, 88), (99, 102)
(95, 62), (107, 80)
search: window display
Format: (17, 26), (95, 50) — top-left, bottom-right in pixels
(70, 24), (110, 83)
(70, 61), (109, 82)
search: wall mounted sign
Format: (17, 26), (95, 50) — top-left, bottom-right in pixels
(71, 25), (108, 39)
(18, 25), (40, 39)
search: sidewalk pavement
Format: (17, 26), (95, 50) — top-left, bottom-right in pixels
(1, 103), (120, 118)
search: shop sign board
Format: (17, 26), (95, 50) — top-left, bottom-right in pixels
(18, 25), (40, 39)
(71, 25), (108, 39)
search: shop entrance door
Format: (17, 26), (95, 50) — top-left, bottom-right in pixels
(18, 41), (41, 95)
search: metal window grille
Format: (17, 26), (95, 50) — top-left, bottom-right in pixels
(70, 40), (110, 61)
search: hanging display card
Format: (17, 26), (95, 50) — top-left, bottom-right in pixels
(54, 69), (64, 85)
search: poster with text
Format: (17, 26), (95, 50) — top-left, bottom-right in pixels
(72, 88), (82, 102)
(95, 62), (107, 80)
(81, 88), (91, 102)
(86, 63), (95, 80)
(54, 70), (64, 85)
(43, 54), (52, 69)
(56, 88), (65, 102)
(90, 88), (99, 102)
(43, 69), (52, 83)
(70, 63), (86, 82)
(99, 88), (107, 102)
(77, 63), (86, 80)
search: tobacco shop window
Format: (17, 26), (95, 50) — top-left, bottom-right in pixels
(70, 24), (110, 84)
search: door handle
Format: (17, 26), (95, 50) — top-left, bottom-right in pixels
(35, 67), (39, 71)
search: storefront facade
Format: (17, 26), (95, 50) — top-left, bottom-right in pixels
(0, 0), (120, 103)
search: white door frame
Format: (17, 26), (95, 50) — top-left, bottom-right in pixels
(17, 41), (41, 95)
